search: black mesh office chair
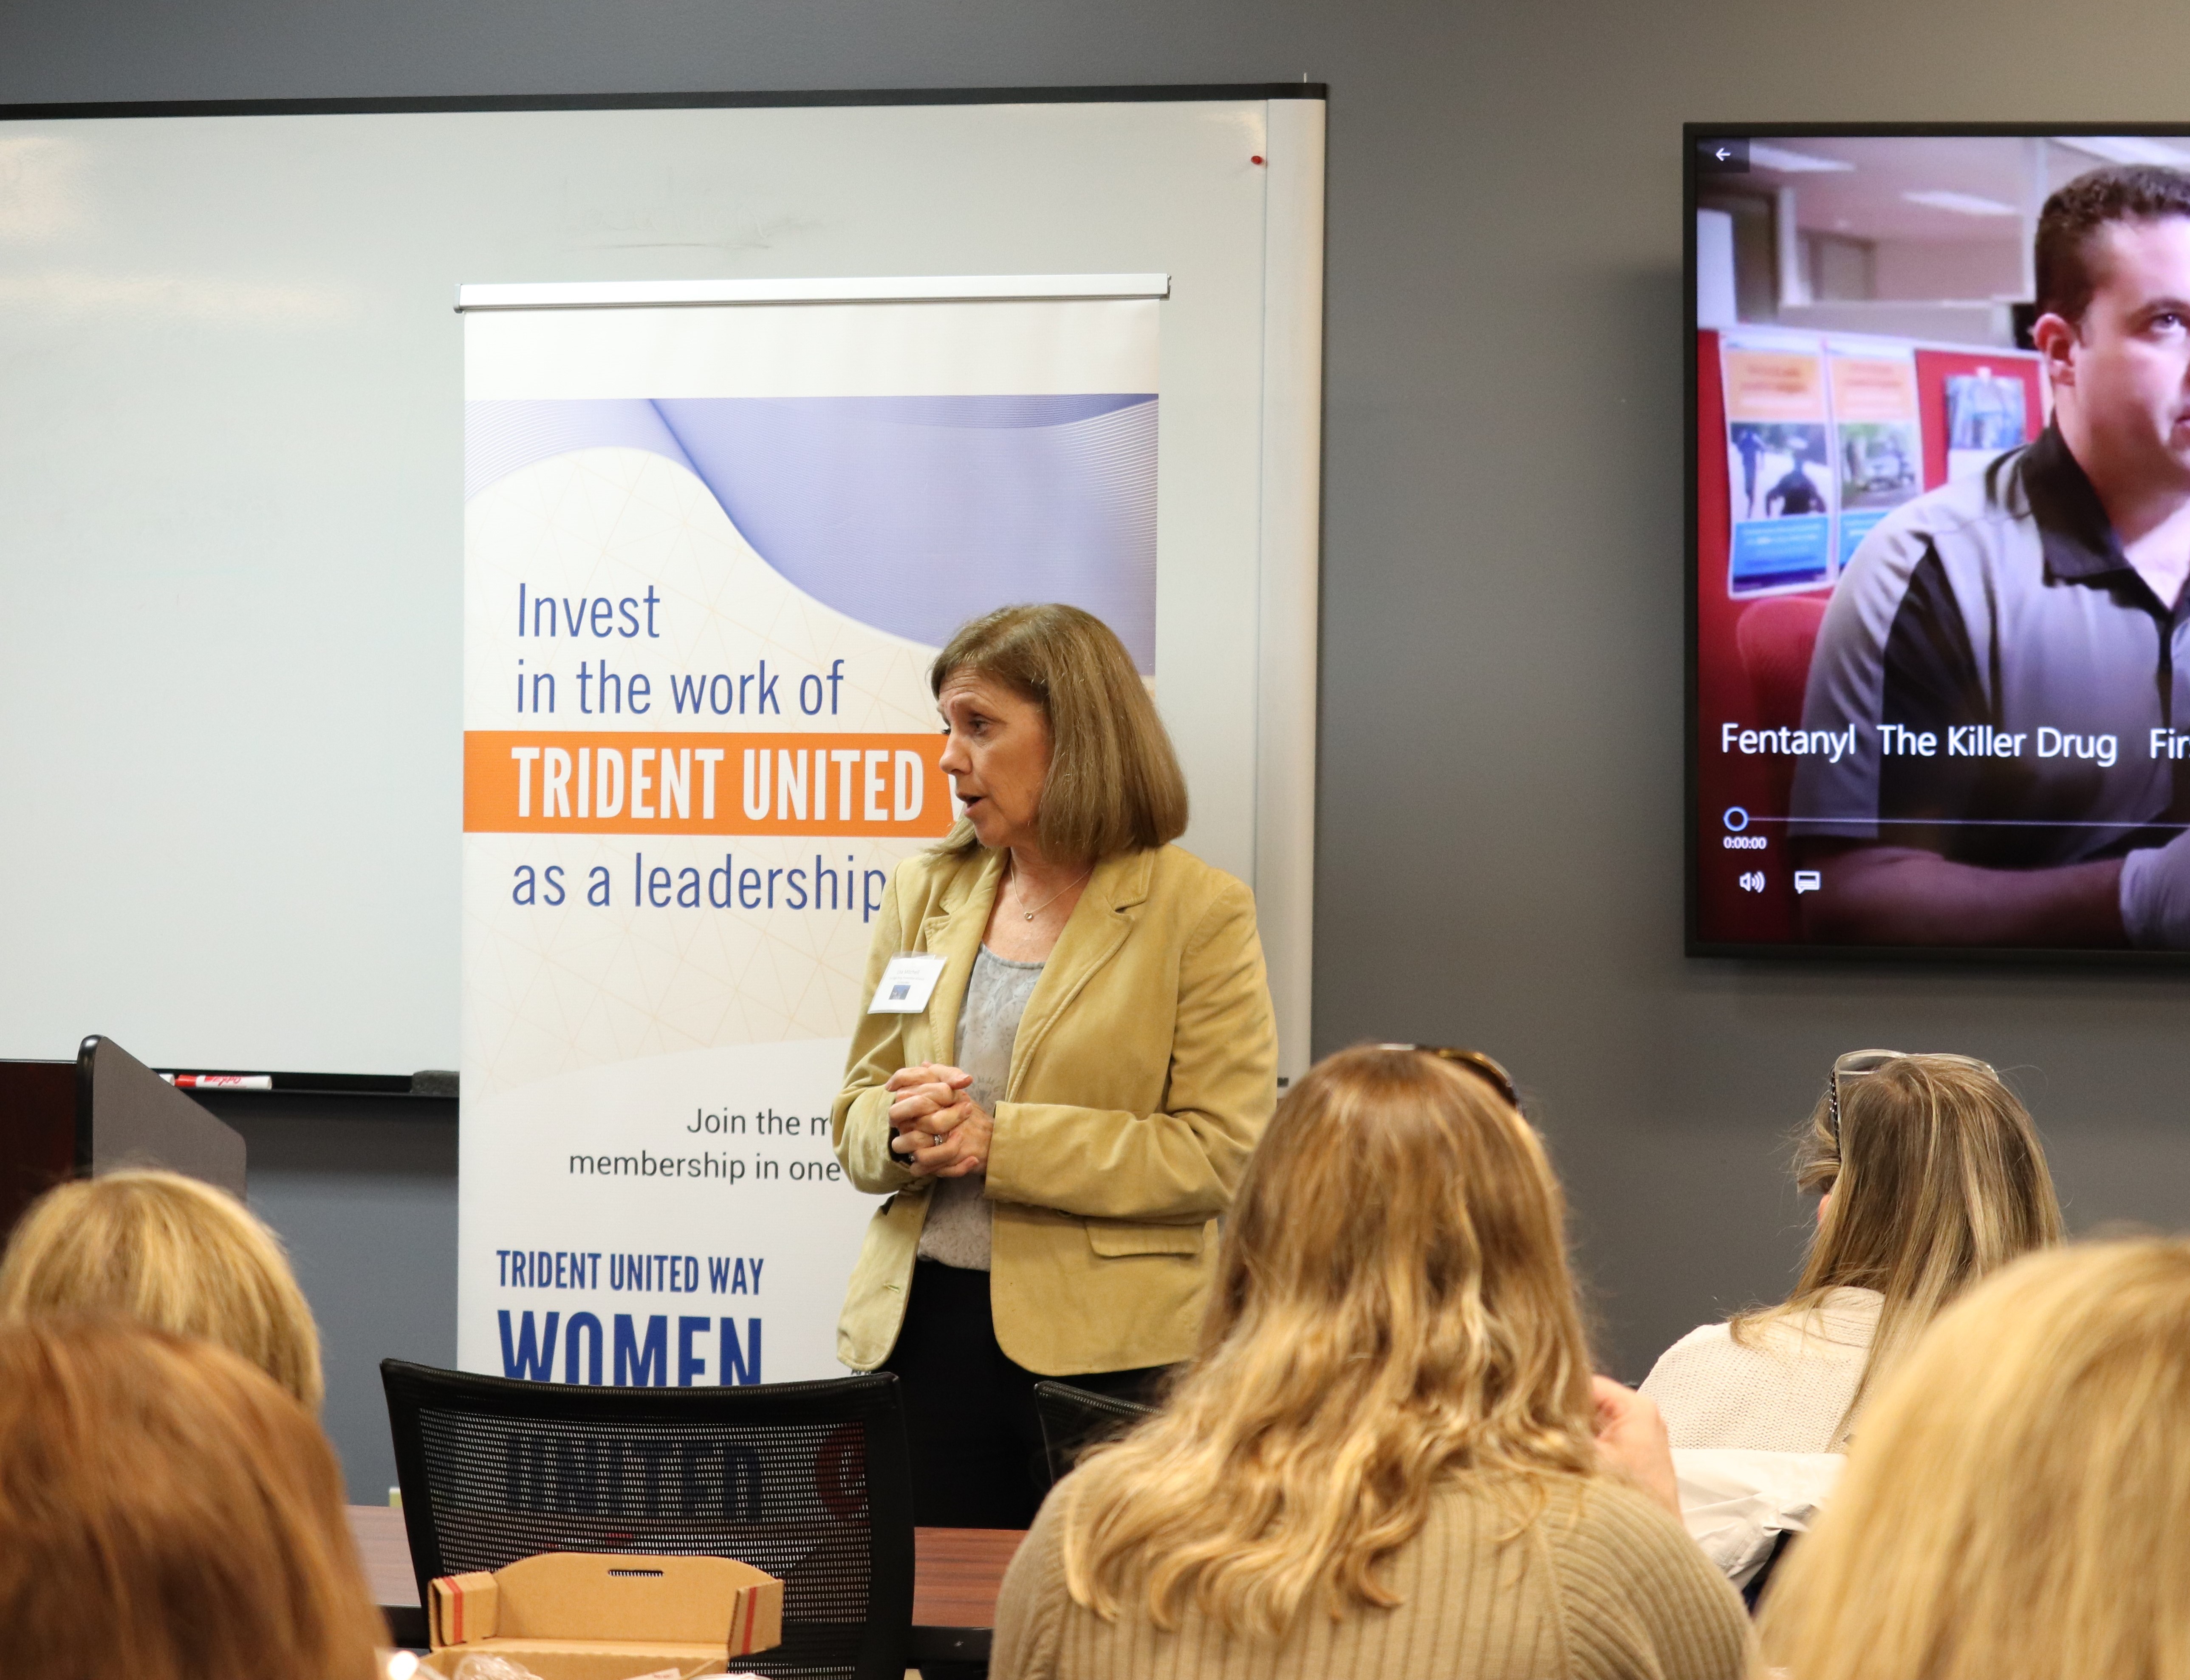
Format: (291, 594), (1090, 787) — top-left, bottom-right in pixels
(381, 1360), (913, 1680)
(1030, 1380), (1154, 1489)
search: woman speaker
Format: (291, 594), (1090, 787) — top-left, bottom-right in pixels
(831, 603), (1277, 1529)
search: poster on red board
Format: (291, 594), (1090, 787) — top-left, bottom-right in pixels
(1721, 337), (1834, 596)
(1828, 345), (1921, 565)
(1943, 366), (2032, 483)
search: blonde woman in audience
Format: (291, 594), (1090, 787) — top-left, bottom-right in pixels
(1761, 1239), (2190, 1680)
(0, 1314), (383, 1680)
(0, 1167), (323, 1407)
(990, 1044), (1752, 1680)
(1642, 1050), (2058, 1451)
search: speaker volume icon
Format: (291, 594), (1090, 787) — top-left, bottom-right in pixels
(1738, 870), (1766, 893)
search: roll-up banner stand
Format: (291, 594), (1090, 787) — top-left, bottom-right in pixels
(458, 278), (1164, 1385)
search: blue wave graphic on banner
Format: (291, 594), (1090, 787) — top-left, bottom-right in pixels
(466, 395), (1157, 672)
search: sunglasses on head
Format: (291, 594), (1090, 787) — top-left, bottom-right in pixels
(1378, 1044), (1520, 1109)
(1826, 1048), (1997, 1144)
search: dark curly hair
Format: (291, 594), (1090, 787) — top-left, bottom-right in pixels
(2036, 164), (2190, 325)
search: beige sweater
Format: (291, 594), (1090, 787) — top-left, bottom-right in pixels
(990, 1471), (1755, 1680)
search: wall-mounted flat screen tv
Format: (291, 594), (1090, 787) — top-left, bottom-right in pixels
(1689, 127), (2190, 958)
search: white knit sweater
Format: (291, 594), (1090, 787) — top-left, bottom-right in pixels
(1639, 1288), (1882, 1454)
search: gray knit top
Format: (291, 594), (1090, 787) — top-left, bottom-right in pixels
(915, 945), (1044, 1271)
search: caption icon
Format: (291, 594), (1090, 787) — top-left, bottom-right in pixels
(1794, 870), (1822, 894)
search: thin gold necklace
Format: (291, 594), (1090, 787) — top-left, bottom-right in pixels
(1008, 860), (1090, 922)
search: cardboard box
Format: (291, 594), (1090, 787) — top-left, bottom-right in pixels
(427, 1552), (783, 1680)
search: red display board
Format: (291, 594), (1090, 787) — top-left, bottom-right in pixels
(1692, 328), (2043, 948)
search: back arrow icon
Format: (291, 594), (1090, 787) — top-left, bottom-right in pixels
(1715, 147), (1732, 161)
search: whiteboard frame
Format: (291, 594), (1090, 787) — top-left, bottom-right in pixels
(1257, 99), (1325, 1085)
(456, 274), (1173, 309)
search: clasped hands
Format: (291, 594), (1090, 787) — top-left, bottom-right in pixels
(885, 1062), (993, 1179)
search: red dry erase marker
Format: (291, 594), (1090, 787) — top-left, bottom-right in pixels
(162, 1073), (273, 1090)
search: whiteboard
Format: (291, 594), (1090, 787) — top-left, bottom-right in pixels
(0, 91), (1323, 1076)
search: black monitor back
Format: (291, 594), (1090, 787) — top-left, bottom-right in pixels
(76, 1035), (246, 1195)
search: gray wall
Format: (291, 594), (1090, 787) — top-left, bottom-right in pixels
(219, 1101), (458, 1505)
(11, 0), (2190, 1498)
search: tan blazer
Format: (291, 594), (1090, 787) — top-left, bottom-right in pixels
(831, 843), (1277, 1375)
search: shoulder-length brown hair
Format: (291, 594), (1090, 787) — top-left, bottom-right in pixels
(1763, 1240), (2190, 1680)
(1733, 1053), (2060, 1444)
(1061, 1044), (1598, 1638)
(931, 604), (1187, 864)
(0, 1168), (324, 1409)
(0, 1314), (383, 1680)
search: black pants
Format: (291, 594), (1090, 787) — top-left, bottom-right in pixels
(882, 1258), (1172, 1530)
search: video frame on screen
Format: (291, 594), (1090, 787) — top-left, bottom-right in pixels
(1691, 131), (2190, 955)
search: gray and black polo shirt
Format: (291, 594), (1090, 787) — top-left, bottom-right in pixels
(1790, 426), (2190, 867)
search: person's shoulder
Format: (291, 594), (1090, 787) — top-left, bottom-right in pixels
(992, 1477), (1076, 1678)
(998, 1478), (1076, 1608)
(1542, 1470), (1682, 1537)
(1852, 454), (2034, 572)
(1736, 1293), (1876, 1362)
(1528, 1474), (1719, 1591)
(1641, 1320), (1740, 1384)
(1811, 1286), (1884, 1341)
(1654, 1305), (1870, 1372)
(1540, 1477), (1753, 1671)
(1819, 1283), (1884, 1316)
(1640, 1317), (1817, 1428)
(1015, 1476), (1074, 1567)
(1667, 1319), (1736, 1352)
(1152, 849), (1265, 962)
(1907, 452), (2032, 531)
(1142, 844), (1254, 915)
(1550, 1477), (1750, 1605)
(1416, 1469), (1673, 1542)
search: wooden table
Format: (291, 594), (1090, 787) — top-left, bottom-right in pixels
(348, 1507), (1025, 1664)
(350, 1506), (425, 1647)
(909, 1526), (1025, 1666)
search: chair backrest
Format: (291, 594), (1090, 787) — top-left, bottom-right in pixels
(381, 1359), (912, 1680)
(1031, 1380), (1154, 1489)
(1734, 593), (1830, 733)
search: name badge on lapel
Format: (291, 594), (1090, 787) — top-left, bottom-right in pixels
(868, 952), (948, 1014)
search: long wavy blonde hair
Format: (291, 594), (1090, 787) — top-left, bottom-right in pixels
(1061, 1044), (1598, 1638)
(1762, 1240), (2190, 1680)
(1731, 1053), (2059, 1443)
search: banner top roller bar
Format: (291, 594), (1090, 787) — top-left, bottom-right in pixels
(456, 274), (1174, 313)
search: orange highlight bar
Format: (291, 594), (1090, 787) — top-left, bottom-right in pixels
(464, 731), (952, 836)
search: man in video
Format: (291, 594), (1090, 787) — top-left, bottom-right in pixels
(1792, 164), (2190, 947)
